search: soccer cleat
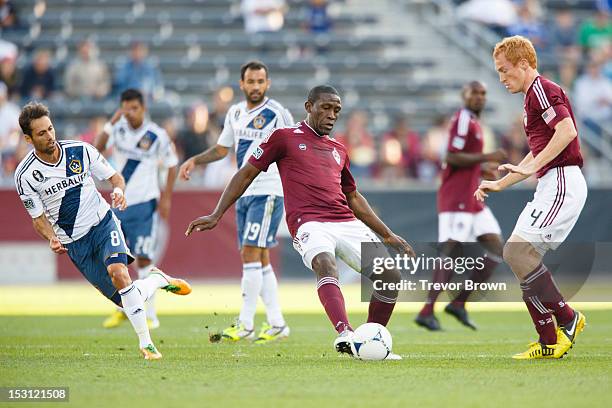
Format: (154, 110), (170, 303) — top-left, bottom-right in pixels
(102, 310), (127, 328)
(556, 311), (586, 355)
(141, 344), (162, 360)
(222, 320), (255, 341)
(150, 267), (192, 295)
(414, 313), (441, 331)
(385, 352), (403, 361)
(253, 322), (290, 344)
(147, 318), (160, 330)
(511, 341), (567, 360)
(334, 329), (357, 356)
(444, 303), (477, 330)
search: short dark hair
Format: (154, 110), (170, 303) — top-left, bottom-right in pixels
(240, 60), (269, 80)
(307, 85), (340, 103)
(19, 102), (50, 136)
(120, 88), (144, 105)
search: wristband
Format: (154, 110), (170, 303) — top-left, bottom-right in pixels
(103, 121), (113, 136)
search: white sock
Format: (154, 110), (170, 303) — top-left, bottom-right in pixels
(260, 264), (285, 327)
(238, 262), (263, 331)
(119, 283), (152, 348)
(138, 265), (158, 321)
(132, 268), (166, 302)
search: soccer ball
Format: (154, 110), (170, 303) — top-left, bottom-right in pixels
(353, 323), (392, 361)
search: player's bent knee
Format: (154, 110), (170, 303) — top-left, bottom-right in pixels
(311, 252), (338, 280)
(241, 245), (263, 263)
(105, 255), (132, 289)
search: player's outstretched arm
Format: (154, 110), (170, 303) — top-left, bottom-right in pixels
(159, 165), (178, 219)
(345, 190), (415, 256)
(475, 152), (535, 201)
(499, 118), (577, 177)
(185, 163), (261, 236)
(32, 215), (67, 254)
(446, 149), (507, 168)
(179, 144), (230, 181)
(94, 108), (123, 153)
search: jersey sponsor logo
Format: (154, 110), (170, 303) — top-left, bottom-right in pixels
(541, 106), (557, 125)
(44, 173), (87, 196)
(68, 159), (83, 174)
(253, 146), (264, 159)
(299, 143), (307, 150)
(32, 169), (45, 182)
(332, 147), (341, 165)
(22, 198), (35, 210)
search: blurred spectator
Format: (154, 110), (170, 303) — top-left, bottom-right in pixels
(579, 10), (612, 53)
(574, 61), (612, 136)
(241, 0), (287, 34)
(550, 10), (581, 87)
(64, 40), (111, 99)
(457, 0), (518, 37)
(77, 117), (106, 145)
(20, 49), (56, 100)
(0, 55), (18, 99)
(0, 0), (18, 31)
(114, 42), (163, 101)
(420, 114), (450, 182)
(177, 102), (213, 162)
(501, 115), (530, 165)
(0, 38), (17, 61)
(379, 115), (422, 180)
(335, 110), (376, 178)
(508, 4), (547, 50)
(304, 0), (332, 34)
(0, 81), (19, 176)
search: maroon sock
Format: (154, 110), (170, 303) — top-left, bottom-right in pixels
(420, 265), (453, 316)
(317, 277), (352, 333)
(524, 264), (575, 326)
(452, 255), (500, 307)
(367, 292), (396, 326)
(521, 281), (557, 344)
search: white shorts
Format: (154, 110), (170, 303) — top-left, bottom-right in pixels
(292, 219), (384, 272)
(438, 207), (501, 242)
(512, 166), (587, 254)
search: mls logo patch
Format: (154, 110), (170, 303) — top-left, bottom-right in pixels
(299, 143), (307, 151)
(253, 146), (264, 159)
(23, 198), (35, 210)
(68, 159), (82, 174)
(32, 170), (45, 182)
(332, 147), (341, 165)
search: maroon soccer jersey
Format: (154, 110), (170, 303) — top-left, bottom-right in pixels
(248, 121), (356, 236)
(438, 108), (485, 213)
(524, 76), (583, 178)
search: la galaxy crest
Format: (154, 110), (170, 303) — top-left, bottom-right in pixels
(69, 158), (82, 174)
(252, 114), (267, 129)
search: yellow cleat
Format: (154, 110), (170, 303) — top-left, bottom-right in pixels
(254, 322), (290, 344)
(141, 344), (162, 360)
(512, 341), (567, 360)
(556, 311), (586, 356)
(150, 267), (192, 295)
(103, 310), (127, 329)
(222, 320), (255, 342)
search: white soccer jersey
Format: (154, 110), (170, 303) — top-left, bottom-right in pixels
(217, 97), (294, 197)
(107, 117), (178, 206)
(15, 140), (117, 244)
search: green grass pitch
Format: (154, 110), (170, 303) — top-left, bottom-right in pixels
(1, 311), (611, 407)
